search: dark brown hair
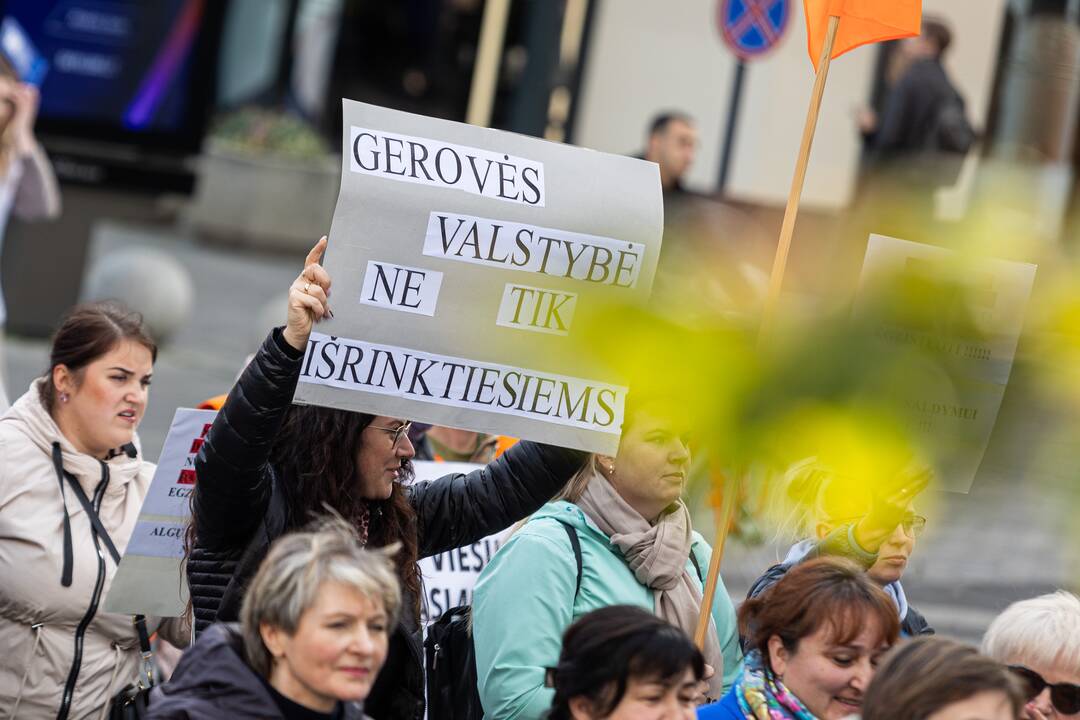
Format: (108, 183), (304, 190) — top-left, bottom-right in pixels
(862, 637), (1025, 720)
(740, 557), (901, 673)
(549, 606), (705, 720)
(39, 301), (157, 412)
(268, 404), (421, 622)
(922, 17), (952, 58)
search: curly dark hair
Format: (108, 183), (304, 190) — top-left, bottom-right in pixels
(268, 403), (421, 621)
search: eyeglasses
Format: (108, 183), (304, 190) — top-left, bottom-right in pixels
(369, 421), (413, 448)
(900, 514), (927, 538)
(832, 513), (927, 538)
(1009, 665), (1080, 715)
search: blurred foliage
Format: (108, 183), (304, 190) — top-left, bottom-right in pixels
(208, 106), (329, 160)
(572, 199), (1075, 544)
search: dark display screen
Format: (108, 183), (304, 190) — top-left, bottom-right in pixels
(1, 0), (223, 151)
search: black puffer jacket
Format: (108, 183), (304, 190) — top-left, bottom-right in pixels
(149, 623), (368, 719)
(187, 328), (585, 720)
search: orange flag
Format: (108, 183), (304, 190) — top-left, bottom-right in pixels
(805, 0), (922, 71)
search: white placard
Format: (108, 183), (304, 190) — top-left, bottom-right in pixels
(496, 283), (578, 336)
(854, 234), (1037, 492)
(105, 408), (217, 616)
(301, 331), (624, 435)
(359, 260), (443, 316)
(138, 408), (216, 517)
(422, 211), (645, 288)
(350, 126), (546, 206)
(297, 100), (664, 455)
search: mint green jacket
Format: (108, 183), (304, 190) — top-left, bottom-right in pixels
(472, 501), (743, 720)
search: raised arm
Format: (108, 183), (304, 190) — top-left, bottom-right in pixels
(193, 237), (332, 551)
(410, 440), (586, 558)
(4, 82), (60, 221)
(192, 329), (304, 550)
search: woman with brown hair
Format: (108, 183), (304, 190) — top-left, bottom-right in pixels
(187, 237), (586, 720)
(862, 637), (1025, 720)
(699, 557), (900, 720)
(0, 301), (187, 719)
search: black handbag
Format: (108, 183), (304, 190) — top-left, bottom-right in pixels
(108, 615), (154, 720)
(55, 466), (157, 719)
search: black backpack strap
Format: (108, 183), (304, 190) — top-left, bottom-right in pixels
(553, 519), (583, 600)
(688, 546), (704, 584)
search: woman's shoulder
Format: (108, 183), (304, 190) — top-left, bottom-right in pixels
(698, 686), (746, 720)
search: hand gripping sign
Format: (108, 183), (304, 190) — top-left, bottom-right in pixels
(293, 100), (664, 455)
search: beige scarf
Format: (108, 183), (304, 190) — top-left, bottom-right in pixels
(575, 471), (725, 698)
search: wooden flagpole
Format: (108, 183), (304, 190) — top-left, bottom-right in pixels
(693, 13), (842, 650)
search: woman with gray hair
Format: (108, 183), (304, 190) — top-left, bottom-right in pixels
(982, 591), (1080, 720)
(149, 521), (400, 719)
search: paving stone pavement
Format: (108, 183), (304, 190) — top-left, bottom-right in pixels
(9, 221), (1078, 647)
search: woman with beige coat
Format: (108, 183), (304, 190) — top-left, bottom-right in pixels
(0, 302), (187, 719)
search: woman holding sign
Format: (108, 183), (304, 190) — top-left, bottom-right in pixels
(0, 302), (188, 719)
(471, 405), (743, 719)
(187, 237), (586, 720)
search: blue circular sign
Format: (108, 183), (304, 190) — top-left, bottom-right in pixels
(718, 0), (791, 60)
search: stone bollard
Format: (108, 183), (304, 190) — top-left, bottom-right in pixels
(254, 292), (290, 350)
(82, 248), (195, 344)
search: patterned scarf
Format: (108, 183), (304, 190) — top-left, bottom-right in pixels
(735, 650), (817, 720)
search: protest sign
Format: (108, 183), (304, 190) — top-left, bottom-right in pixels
(293, 100), (664, 455)
(105, 408), (217, 617)
(853, 234), (1036, 493)
(414, 461), (510, 624)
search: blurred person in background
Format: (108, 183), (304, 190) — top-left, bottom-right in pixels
(187, 237), (586, 720)
(643, 112), (698, 199)
(982, 591), (1080, 720)
(861, 637), (1025, 720)
(472, 406), (742, 719)
(852, 17), (973, 247)
(747, 459), (934, 637)
(0, 59), (60, 411)
(411, 424), (513, 465)
(0, 302), (188, 719)
(863, 18), (972, 166)
(151, 520), (398, 719)
(699, 557), (900, 720)
(547, 605), (706, 720)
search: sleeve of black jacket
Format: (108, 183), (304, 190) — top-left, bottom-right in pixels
(410, 440), (586, 558)
(193, 328), (304, 551)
